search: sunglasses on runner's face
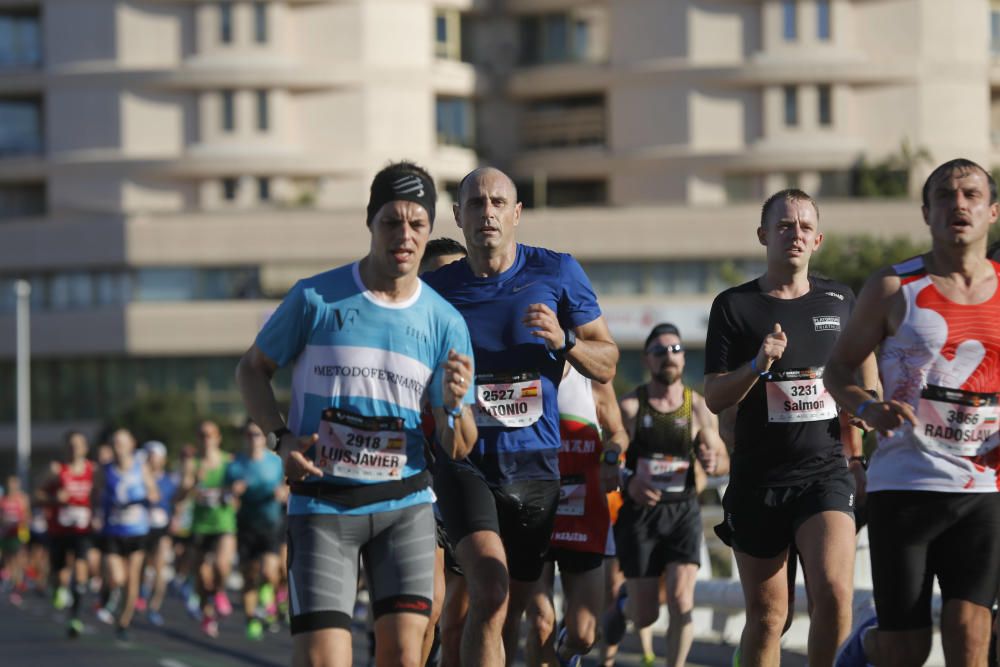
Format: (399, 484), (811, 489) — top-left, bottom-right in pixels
(647, 344), (683, 357)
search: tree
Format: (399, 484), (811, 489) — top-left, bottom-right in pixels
(811, 234), (929, 295)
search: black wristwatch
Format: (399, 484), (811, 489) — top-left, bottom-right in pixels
(848, 455), (868, 470)
(601, 449), (621, 466)
(559, 329), (577, 355)
(267, 427), (292, 452)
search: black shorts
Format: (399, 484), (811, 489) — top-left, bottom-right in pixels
(868, 490), (1000, 631)
(238, 521), (282, 563)
(191, 532), (231, 555)
(434, 462), (560, 583)
(434, 512), (463, 577)
(546, 547), (604, 575)
(49, 533), (94, 572)
(715, 467), (855, 559)
(103, 534), (147, 556)
(145, 527), (170, 552)
(615, 498), (702, 578)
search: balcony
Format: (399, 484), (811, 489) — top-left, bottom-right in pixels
(522, 96), (605, 150)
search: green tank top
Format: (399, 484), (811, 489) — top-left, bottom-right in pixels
(191, 453), (236, 535)
(626, 385), (696, 500)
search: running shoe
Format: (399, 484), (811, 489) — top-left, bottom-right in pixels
(134, 596), (147, 612)
(834, 602), (878, 667)
(95, 606), (115, 625)
(639, 655), (656, 667)
(53, 586), (71, 611)
(246, 617), (264, 641)
(732, 646), (741, 667)
(214, 590), (233, 617)
(554, 625), (581, 667)
(200, 616), (219, 638)
(147, 609), (165, 627)
(259, 583), (275, 609)
(601, 584), (628, 647)
(185, 592), (202, 620)
(67, 618), (83, 638)
(114, 626), (130, 642)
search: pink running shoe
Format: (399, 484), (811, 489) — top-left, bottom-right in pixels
(200, 615), (219, 638)
(214, 590), (233, 617)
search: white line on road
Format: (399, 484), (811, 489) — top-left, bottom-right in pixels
(159, 659), (192, 667)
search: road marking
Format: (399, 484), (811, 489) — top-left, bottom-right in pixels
(160, 659), (192, 667)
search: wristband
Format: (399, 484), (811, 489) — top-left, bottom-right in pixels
(446, 404), (463, 429)
(856, 399), (876, 419)
(848, 455), (869, 470)
(750, 357), (770, 378)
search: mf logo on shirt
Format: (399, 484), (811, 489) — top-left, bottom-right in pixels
(813, 316), (840, 332)
(333, 308), (359, 330)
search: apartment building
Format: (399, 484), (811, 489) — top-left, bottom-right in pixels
(0, 0), (992, 451)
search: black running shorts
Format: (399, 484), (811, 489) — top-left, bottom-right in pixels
(615, 498), (702, 578)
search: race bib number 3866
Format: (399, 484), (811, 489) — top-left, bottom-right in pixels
(765, 367), (838, 423)
(915, 385), (1000, 457)
(474, 371), (543, 428)
(315, 408), (407, 482)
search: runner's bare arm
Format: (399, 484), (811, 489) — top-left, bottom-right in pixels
(618, 391), (639, 442)
(618, 391), (660, 506)
(826, 269), (917, 436)
(593, 379), (628, 492)
(433, 350), (478, 460)
(523, 305), (618, 383)
(704, 323), (787, 414)
(142, 462), (160, 505)
(692, 392), (729, 476)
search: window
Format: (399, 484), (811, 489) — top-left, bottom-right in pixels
(0, 98), (42, 155)
(544, 179), (606, 207)
(783, 85), (798, 126)
(993, 2), (1000, 55)
(49, 273), (93, 310)
(522, 95), (605, 148)
(782, 0), (797, 41)
(222, 177), (238, 201)
(0, 12), (41, 68)
(0, 183), (45, 218)
(724, 174), (763, 202)
(817, 0), (831, 40)
(435, 9), (463, 60)
(219, 2), (233, 44)
(435, 97), (474, 147)
(519, 13), (593, 65)
(254, 2), (267, 43)
(818, 84), (832, 126)
(256, 90), (268, 131)
(221, 90), (235, 132)
(258, 177), (270, 201)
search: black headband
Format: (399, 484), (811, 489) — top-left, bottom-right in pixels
(367, 172), (436, 225)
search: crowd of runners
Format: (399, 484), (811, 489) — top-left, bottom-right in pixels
(2, 158), (1000, 667)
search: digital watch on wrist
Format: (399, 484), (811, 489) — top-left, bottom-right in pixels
(267, 427), (292, 452)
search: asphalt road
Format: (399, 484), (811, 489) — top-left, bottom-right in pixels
(0, 586), (806, 667)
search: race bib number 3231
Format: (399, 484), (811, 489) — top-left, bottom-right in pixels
(765, 367), (838, 423)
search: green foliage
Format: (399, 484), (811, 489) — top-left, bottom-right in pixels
(852, 138), (932, 198)
(104, 392), (241, 461)
(811, 234), (929, 295)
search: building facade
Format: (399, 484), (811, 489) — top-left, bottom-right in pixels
(0, 0), (994, 452)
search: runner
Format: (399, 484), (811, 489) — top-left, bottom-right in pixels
(179, 420), (237, 637)
(423, 166), (618, 667)
(225, 419), (286, 640)
(703, 188), (878, 667)
(826, 158), (1000, 667)
(143, 440), (178, 627)
(0, 474), (30, 606)
(604, 323), (728, 667)
(94, 428), (158, 641)
(38, 430), (95, 637)
(236, 160), (477, 667)
(524, 364), (629, 667)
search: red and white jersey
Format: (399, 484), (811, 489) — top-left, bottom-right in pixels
(870, 256), (1000, 493)
(48, 460), (95, 535)
(552, 367), (614, 556)
(0, 493), (27, 538)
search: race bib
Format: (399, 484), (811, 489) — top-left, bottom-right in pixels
(196, 488), (222, 508)
(637, 456), (689, 493)
(556, 474), (586, 516)
(765, 367), (838, 423)
(150, 507), (169, 529)
(57, 505), (91, 529)
(915, 385), (1000, 457)
(474, 371), (543, 428)
(109, 504), (145, 526)
(315, 408), (407, 482)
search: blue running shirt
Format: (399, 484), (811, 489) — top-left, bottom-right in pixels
(422, 244), (602, 485)
(256, 262), (474, 516)
(225, 453), (285, 526)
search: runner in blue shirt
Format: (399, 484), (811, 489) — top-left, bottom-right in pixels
(422, 166), (619, 667)
(236, 161), (477, 667)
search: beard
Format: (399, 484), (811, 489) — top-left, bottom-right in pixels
(652, 366), (681, 386)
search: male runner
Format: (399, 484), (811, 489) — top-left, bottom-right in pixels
(524, 364), (629, 667)
(827, 158), (1000, 667)
(0, 474), (29, 605)
(226, 419), (286, 640)
(236, 160), (477, 667)
(180, 420), (237, 636)
(39, 430), (95, 636)
(94, 429), (158, 641)
(423, 166), (618, 667)
(605, 323), (728, 667)
(703, 188), (878, 667)
(143, 440), (178, 626)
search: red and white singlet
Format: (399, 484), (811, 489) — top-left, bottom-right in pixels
(47, 460), (95, 536)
